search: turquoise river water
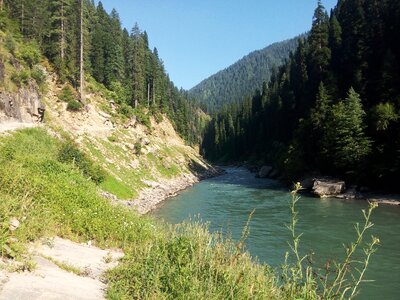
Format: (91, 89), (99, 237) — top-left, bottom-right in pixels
(152, 167), (400, 299)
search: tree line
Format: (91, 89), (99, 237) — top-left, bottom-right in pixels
(202, 0), (400, 191)
(1, 0), (206, 145)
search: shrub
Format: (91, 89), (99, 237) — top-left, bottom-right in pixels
(17, 42), (41, 68)
(134, 142), (142, 155)
(117, 102), (134, 118)
(4, 34), (15, 54)
(10, 70), (30, 87)
(58, 86), (76, 103)
(31, 67), (46, 86)
(66, 100), (83, 112)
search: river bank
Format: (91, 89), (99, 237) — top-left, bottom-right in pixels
(104, 166), (223, 214)
(238, 163), (400, 206)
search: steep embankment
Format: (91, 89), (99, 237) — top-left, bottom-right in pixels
(43, 73), (218, 212)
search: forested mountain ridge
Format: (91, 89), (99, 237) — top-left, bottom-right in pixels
(189, 36), (303, 112)
(0, 0), (207, 145)
(202, 0), (400, 192)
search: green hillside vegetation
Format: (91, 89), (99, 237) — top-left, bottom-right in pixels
(1, 0), (207, 145)
(189, 36), (302, 112)
(202, 0), (400, 191)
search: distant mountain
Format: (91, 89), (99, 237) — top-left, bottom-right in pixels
(189, 35), (304, 112)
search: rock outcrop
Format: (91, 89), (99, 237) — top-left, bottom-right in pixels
(0, 81), (45, 124)
(312, 179), (346, 198)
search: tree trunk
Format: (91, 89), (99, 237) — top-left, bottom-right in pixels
(152, 79), (155, 105)
(21, 2), (24, 33)
(147, 83), (150, 107)
(61, 1), (65, 61)
(79, 0), (84, 102)
(1, 0), (3, 11)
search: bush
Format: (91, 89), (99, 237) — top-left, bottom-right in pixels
(117, 102), (134, 118)
(10, 70), (30, 87)
(57, 141), (106, 184)
(58, 86), (76, 103)
(4, 34), (15, 54)
(66, 100), (83, 112)
(17, 42), (41, 68)
(31, 67), (46, 86)
(134, 142), (142, 155)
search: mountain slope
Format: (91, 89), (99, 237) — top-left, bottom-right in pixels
(189, 35), (303, 111)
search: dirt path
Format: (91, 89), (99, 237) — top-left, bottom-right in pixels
(0, 237), (123, 300)
(0, 122), (39, 133)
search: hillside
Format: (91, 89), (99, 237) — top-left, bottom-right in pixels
(189, 35), (303, 112)
(202, 0), (400, 192)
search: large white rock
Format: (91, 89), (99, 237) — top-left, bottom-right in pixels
(313, 179), (346, 198)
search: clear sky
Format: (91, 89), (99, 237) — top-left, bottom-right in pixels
(97, 0), (338, 90)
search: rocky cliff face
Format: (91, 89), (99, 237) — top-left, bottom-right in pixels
(0, 81), (45, 124)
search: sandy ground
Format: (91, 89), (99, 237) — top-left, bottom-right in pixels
(0, 122), (39, 133)
(0, 237), (123, 300)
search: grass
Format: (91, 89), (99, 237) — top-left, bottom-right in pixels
(41, 255), (85, 276)
(100, 176), (134, 200)
(0, 128), (378, 299)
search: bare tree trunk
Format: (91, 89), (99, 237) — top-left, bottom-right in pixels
(79, 0), (84, 102)
(21, 2), (24, 33)
(61, 0), (65, 61)
(1, 0), (4, 11)
(147, 83), (150, 107)
(152, 80), (155, 105)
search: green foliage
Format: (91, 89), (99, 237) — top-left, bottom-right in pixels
(58, 86), (82, 111)
(371, 103), (399, 131)
(4, 33), (16, 54)
(134, 142), (142, 155)
(57, 141), (106, 184)
(10, 70), (30, 87)
(100, 176), (134, 200)
(282, 184), (379, 300)
(16, 42), (41, 68)
(66, 100), (83, 111)
(58, 86), (76, 102)
(31, 66), (46, 86)
(327, 88), (371, 172)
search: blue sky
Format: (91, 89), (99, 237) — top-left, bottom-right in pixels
(98, 0), (337, 90)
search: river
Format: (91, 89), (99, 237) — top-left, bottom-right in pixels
(152, 167), (400, 299)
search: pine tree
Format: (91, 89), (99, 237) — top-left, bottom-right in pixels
(130, 23), (146, 108)
(308, 0), (331, 85)
(328, 88), (371, 172)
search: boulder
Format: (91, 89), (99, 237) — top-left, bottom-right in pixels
(258, 166), (273, 178)
(313, 179), (346, 198)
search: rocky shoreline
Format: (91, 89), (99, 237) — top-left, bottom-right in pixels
(251, 164), (400, 206)
(103, 167), (223, 214)
(133, 167), (223, 214)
